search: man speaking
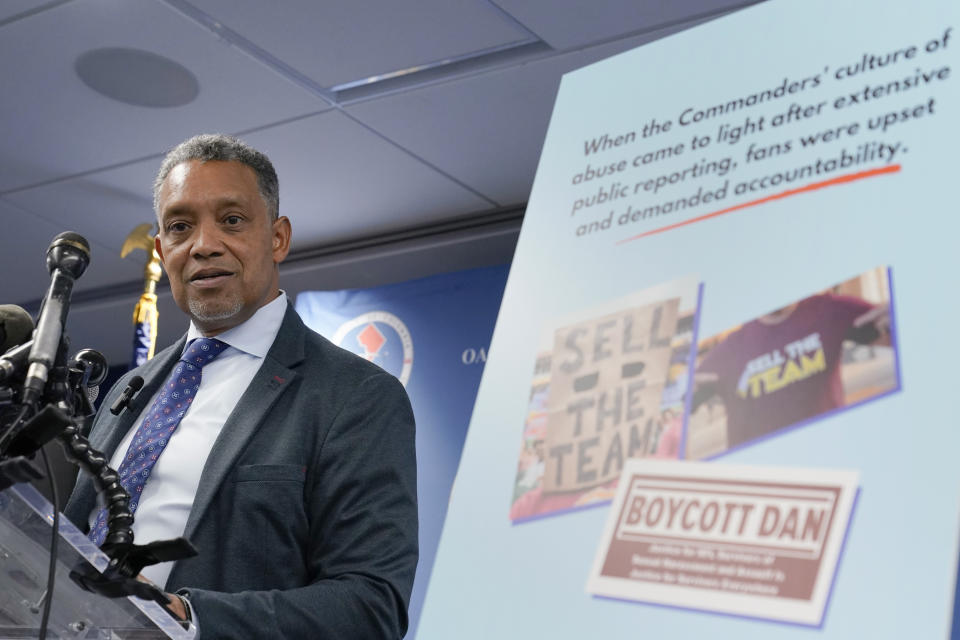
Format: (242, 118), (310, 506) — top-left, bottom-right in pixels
(65, 134), (418, 639)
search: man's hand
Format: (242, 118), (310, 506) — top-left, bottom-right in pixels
(135, 573), (187, 621)
(164, 592), (187, 621)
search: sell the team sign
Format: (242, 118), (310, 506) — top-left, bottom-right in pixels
(587, 460), (858, 626)
(544, 300), (678, 493)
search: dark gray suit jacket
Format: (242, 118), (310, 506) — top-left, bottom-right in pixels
(65, 303), (418, 639)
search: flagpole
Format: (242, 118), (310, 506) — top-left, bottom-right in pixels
(121, 223), (162, 369)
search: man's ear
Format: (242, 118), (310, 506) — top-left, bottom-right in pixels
(155, 234), (165, 263)
(272, 216), (292, 264)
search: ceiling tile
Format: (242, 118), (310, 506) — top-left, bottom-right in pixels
(346, 26), (705, 205)
(0, 200), (71, 304)
(186, 0), (535, 88)
(239, 111), (494, 248)
(0, 197), (143, 306)
(0, 0), (58, 23)
(3, 157), (159, 256)
(494, 0), (760, 50)
(0, 0), (327, 193)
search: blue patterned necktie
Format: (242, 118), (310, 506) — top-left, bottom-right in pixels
(88, 337), (229, 546)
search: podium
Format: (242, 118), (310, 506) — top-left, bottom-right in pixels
(0, 483), (195, 639)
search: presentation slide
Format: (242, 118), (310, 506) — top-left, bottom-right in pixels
(418, 0), (958, 638)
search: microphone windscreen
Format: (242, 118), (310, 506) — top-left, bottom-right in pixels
(46, 231), (91, 278)
(50, 231), (90, 255)
(0, 304), (35, 353)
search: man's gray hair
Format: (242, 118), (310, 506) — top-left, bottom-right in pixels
(153, 134), (279, 220)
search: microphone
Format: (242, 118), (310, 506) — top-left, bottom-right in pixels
(110, 376), (144, 415)
(69, 348), (108, 404)
(0, 305), (34, 354)
(22, 232), (90, 407)
(0, 340), (32, 385)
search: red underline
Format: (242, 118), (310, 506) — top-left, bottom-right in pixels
(616, 164), (901, 245)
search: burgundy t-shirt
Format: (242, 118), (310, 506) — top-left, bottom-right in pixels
(697, 293), (872, 448)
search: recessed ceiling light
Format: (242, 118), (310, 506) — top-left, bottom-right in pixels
(75, 47), (199, 108)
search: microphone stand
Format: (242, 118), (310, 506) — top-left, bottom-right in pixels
(0, 230), (196, 627)
(0, 333), (197, 607)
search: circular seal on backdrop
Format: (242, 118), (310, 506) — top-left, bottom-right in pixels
(332, 311), (413, 386)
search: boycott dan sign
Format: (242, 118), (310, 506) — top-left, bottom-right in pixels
(588, 460), (858, 626)
(544, 300), (678, 493)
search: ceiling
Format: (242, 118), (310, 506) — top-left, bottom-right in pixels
(0, 0), (761, 313)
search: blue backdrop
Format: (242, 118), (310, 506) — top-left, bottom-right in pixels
(295, 264), (509, 638)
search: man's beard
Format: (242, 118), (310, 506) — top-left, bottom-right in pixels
(188, 295), (244, 324)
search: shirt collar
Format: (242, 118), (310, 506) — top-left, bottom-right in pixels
(185, 291), (287, 359)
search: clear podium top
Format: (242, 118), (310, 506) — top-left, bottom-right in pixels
(0, 483), (195, 640)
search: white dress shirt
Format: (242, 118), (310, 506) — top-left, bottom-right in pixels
(89, 293), (287, 587)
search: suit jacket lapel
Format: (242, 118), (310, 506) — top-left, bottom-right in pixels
(180, 303), (306, 543)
